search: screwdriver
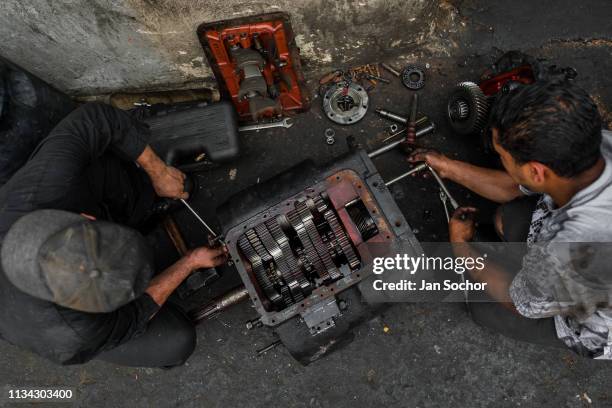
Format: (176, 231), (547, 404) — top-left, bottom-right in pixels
(180, 199), (226, 245)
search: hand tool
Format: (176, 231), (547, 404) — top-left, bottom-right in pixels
(180, 198), (226, 245)
(238, 117), (294, 132)
(439, 190), (451, 223)
(368, 122), (436, 158)
(406, 94), (418, 144)
(429, 167), (470, 311)
(426, 166), (459, 210)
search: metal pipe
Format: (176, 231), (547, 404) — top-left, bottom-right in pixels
(190, 286), (250, 323)
(368, 122), (436, 158)
(384, 163), (428, 187)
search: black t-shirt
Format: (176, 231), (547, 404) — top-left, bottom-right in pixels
(0, 103), (159, 364)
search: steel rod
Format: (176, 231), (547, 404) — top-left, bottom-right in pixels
(384, 163), (428, 186)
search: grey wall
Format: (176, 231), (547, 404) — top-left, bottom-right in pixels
(0, 0), (459, 96)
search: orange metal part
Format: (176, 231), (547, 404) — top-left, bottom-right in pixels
(201, 19), (306, 120)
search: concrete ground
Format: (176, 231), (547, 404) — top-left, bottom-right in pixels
(1, 1), (612, 407)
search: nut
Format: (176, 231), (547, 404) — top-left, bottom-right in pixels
(325, 128), (336, 145)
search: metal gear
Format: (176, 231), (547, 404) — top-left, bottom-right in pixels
(238, 235), (283, 308)
(447, 81), (490, 136)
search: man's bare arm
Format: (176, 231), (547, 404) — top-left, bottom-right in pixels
(449, 207), (517, 312)
(136, 145), (189, 200)
(145, 246), (228, 307)
(409, 150), (522, 204)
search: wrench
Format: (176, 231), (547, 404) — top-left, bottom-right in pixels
(439, 190), (451, 223)
(427, 166), (459, 210)
(238, 117), (294, 132)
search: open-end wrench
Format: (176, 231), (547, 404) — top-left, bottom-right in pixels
(238, 117), (294, 132)
(427, 166), (459, 210)
(439, 190), (451, 223)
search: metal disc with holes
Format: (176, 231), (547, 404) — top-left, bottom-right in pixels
(401, 65), (425, 90)
(323, 83), (369, 125)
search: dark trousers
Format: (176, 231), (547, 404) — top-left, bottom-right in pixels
(97, 303), (197, 367)
(87, 153), (197, 367)
(466, 196), (565, 349)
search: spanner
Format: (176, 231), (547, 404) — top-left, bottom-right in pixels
(238, 117), (294, 132)
(439, 190), (451, 223)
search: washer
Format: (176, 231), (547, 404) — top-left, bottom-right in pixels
(401, 65), (425, 90)
(324, 128), (336, 145)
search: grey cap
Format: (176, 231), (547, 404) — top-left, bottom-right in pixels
(1, 209), (154, 313)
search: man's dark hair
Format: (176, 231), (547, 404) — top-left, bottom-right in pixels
(489, 80), (602, 177)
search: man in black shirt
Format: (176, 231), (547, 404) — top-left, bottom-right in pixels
(0, 103), (227, 367)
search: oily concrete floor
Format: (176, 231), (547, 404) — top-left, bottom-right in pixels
(2, 1), (612, 407)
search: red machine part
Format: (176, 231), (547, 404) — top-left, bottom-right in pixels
(479, 64), (535, 96)
(202, 20), (305, 121)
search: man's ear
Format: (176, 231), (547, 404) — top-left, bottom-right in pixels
(526, 161), (549, 184)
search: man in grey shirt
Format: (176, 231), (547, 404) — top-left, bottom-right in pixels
(410, 80), (612, 359)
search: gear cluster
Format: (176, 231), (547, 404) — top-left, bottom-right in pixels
(238, 194), (363, 311)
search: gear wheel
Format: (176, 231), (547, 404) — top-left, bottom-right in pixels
(447, 81), (490, 136)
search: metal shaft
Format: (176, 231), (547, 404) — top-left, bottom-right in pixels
(257, 340), (282, 355)
(368, 122), (436, 158)
(381, 63), (401, 77)
(427, 166), (459, 210)
(190, 286), (250, 323)
(180, 198), (219, 238)
(375, 108), (428, 126)
(384, 163), (428, 187)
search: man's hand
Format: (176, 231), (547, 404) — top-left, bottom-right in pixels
(408, 148), (453, 178)
(150, 164), (188, 200)
(449, 207), (478, 242)
(186, 245), (229, 270)
(137, 146), (188, 199)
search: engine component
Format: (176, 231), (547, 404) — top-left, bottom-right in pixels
(447, 81), (490, 136)
(323, 83), (369, 125)
(231, 45), (280, 120)
(220, 151), (420, 363)
(198, 13), (310, 122)
(401, 65), (425, 90)
(447, 51), (578, 137)
(324, 128), (336, 145)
